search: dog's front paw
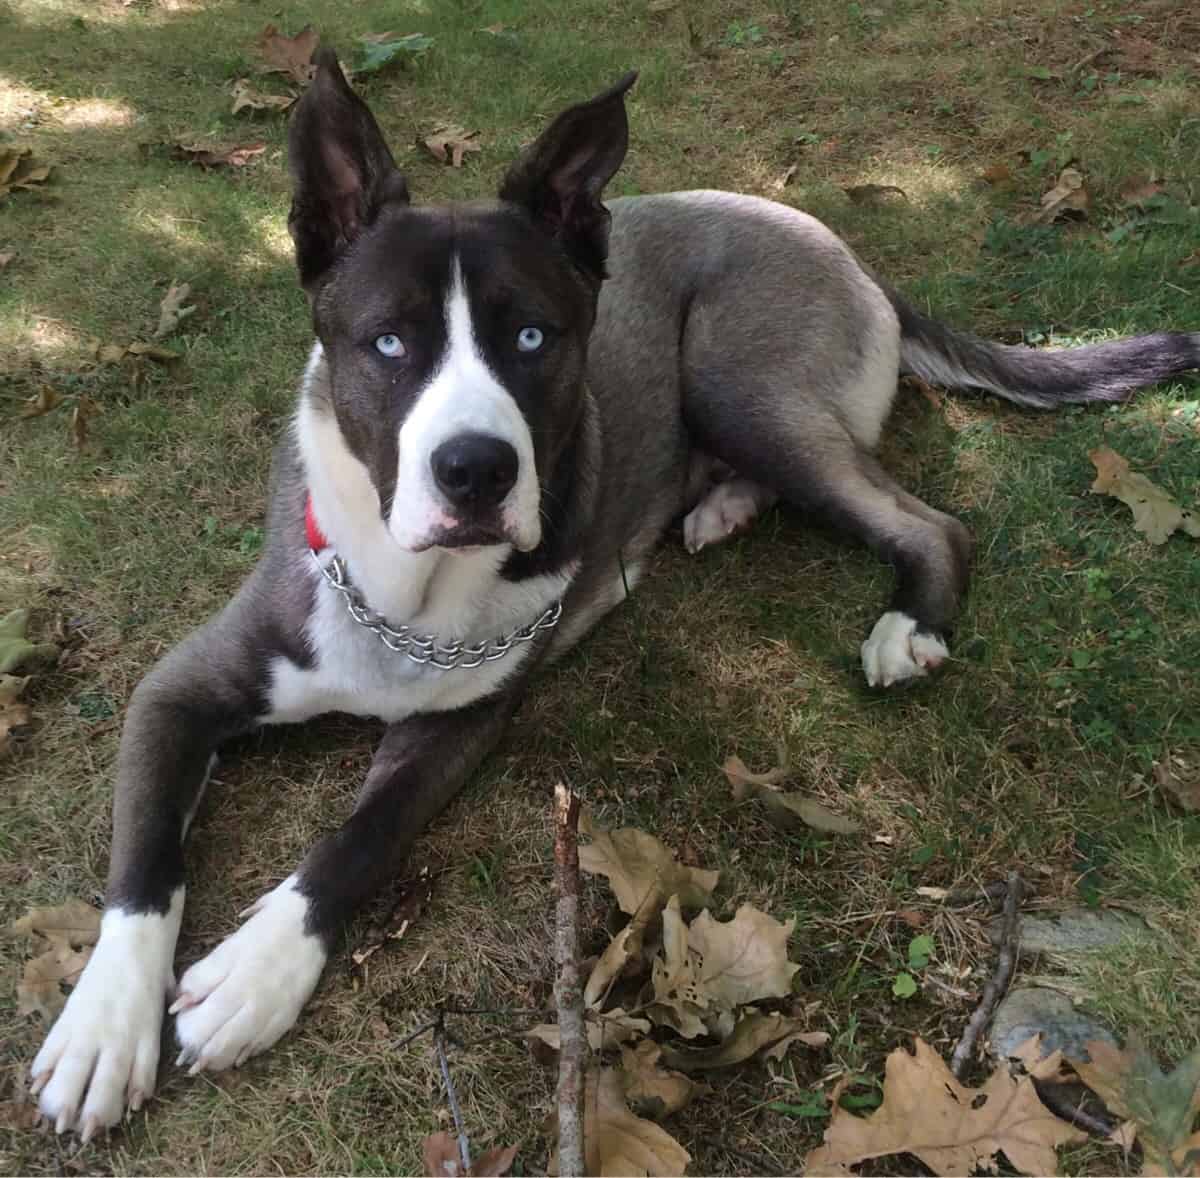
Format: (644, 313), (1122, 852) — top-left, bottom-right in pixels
(30, 901), (181, 1140)
(861, 611), (948, 687)
(173, 876), (326, 1074)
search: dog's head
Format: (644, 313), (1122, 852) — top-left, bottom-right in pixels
(288, 51), (634, 554)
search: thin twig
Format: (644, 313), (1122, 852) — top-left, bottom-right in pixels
(391, 1018), (438, 1052)
(553, 782), (587, 1178)
(435, 1018), (471, 1173)
(950, 872), (1024, 1080)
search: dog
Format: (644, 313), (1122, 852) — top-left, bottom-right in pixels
(29, 52), (1199, 1138)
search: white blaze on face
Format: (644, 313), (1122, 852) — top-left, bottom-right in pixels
(389, 257), (541, 552)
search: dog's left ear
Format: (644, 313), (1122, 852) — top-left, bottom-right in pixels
(499, 71), (637, 281)
(288, 47), (409, 287)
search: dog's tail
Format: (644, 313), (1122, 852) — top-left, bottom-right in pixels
(889, 293), (1200, 409)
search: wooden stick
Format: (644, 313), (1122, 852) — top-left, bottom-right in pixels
(950, 871), (1024, 1080)
(553, 783), (587, 1177)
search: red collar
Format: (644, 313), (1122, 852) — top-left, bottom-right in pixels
(305, 494), (330, 552)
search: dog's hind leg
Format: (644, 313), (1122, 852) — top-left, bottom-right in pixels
(686, 393), (971, 685)
(683, 476), (779, 553)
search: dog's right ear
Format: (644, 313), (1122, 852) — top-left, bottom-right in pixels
(288, 48), (408, 287)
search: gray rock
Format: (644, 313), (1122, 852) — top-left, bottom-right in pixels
(988, 906), (1148, 957)
(989, 987), (1118, 1061)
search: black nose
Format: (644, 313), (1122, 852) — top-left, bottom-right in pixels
(431, 434), (519, 509)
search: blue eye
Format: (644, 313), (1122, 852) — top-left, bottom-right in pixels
(516, 326), (545, 353)
(374, 334), (405, 358)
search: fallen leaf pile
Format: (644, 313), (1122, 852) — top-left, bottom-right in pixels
(1090, 446), (1199, 545)
(533, 814), (826, 1176)
(724, 752), (860, 834)
(804, 1037), (1087, 1175)
(0, 148), (52, 200)
(423, 126), (482, 168)
(11, 899), (100, 1019)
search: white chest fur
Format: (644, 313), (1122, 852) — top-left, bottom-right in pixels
(265, 551), (573, 725)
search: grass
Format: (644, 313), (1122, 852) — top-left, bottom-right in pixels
(2, 0), (1199, 1173)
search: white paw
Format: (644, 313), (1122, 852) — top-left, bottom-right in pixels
(173, 876), (326, 1074)
(31, 893), (183, 1140)
(683, 480), (774, 554)
(861, 611), (949, 687)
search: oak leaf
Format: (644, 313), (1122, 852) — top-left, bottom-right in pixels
(423, 125), (482, 168)
(804, 1037), (1086, 1176)
(661, 1009), (815, 1072)
(11, 898), (101, 950)
(0, 250), (15, 269)
(529, 1008), (651, 1053)
(619, 1039), (698, 1120)
(1071, 1037), (1200, 1175)
(256, 24), (319, 84)
(230, 79), (295, 116)
(578, 1067), (690, 1177)
(724, 754), (859, 834)
(1032, 168), (1090, 225)
(688, 904), (798, 1009)
(17, 944), (92, 1019)
(647, 894), (710, 1038)
(422, 1132), (518, 1176)
(1089, 446), (1199, 544)
(579, 814), (718, 917)
(19, 385), (62, 418)
(0, 609), (59, 674)
(154, 281), (196, 339)
(170, 142), (268, 169)
(0, 674), (31, 757)
(0, 148), (52, 200)
(1154, 755), (1200, 813)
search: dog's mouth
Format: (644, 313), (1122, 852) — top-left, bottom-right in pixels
(412, 521), (512, 553)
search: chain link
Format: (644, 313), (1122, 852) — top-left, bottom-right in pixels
(310, 549), (562, 671)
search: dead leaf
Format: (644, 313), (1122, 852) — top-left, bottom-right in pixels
(619, 1039), (697, 1120)
(1071, 1037), (1200, 1174)
(661, 1009), (813, 1072)
(574, 1067), (691, 1176)
(1154, 755), (1200, 812)
(579, 815), (718, 917)
(17, 943), (92, 1019)
(423, 125), (482, 168)
(72, 394), (102, 451)
(422, 1132), (518, 1176)
(1031, 168), (1090, 225)
(805, 1037), (1086, 1176)
(585, 919), (643, 1007)
(1119, 174), (1166, 206)
(170, 142), (268, 169)
(1114, 30), (1163, 76)
(256, 24), (319, 85)
(0, 675), (31, 757)
(647, 895), (710, 1038)
(772, 163), (798, 192)
(11, 898), (101, 950)
(154, 281), (196, 339)
(981, 163), (1013, 185)
(725, 754), (859, 834)
(0, 148), (52, 200)
(687, 904), (798, 1009)
(19, 385), (62, 418)
(0, 250), (15, 269)
(1089, 446), (1199, 544)
(843, 183), (908, 205)
(530, 1008), (651, 1053)
(230, 79), (296, 116)
(0, 609), (59, 675)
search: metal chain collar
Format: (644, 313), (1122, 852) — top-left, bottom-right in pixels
(310, 549), (563, 671)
